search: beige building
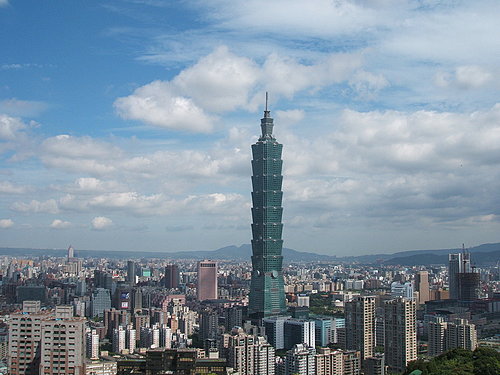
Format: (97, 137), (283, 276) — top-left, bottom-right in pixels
(384, 298), (417, 373)
(429, 318), (477, 357)
(415, 271), (430, 305)
(9, 303), (86, 375)
(345, 296), (375, 360)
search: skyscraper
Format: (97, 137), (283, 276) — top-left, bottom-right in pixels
(164, 264), (179, 289)
(384, 298), (417, 374)
(127, 260), (137, 286)
(448, 249), (471, 299)
(345, 296), (375, 360)
(415, 270), (430, 305)
(249, 98), (287, 319)
(197, 260), (218, 301)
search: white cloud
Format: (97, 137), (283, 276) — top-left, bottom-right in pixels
(41, 135), (121, 175)
(455, 66), (493, 89)
(0, 0), (8, 8)
(114, 80), (215, 133)
(0, 181), (31, 194)
(50, 219), (72, 229)
(0, 219), (14, 228)
(0, 115), (26, 140)
(0, 98), (48, 117)
(435, 65), (493, 89)
(10, 199), (59, 214)
(91, 216), (113, 230)
(115, 47), (365, 132)
(173, 46), (260, 112)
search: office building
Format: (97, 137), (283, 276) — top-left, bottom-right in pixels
(457, 272), (480, 301)
(164, 264), (179, 289)
(263, 315), (289, 349)
(249, 102), (287, 319)
(415, 270), (430, 305)
(197, 260), (218, 301)
(449, 251), (471, 299)
(345, 296), (375, 360)
(91, 288), (112, 317)
(127, 260), (137, 286)
(390, 281), (414, 300)
(314, 317), (333, 347)
(384, 298), (417, 373)
(284, 319), (315, 349)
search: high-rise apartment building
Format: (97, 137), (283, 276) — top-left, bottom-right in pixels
(285, 344), (316, 375)
(384, 298), (417, 373)
(86, 329), (100, 359)
(197, 260), (218, 301)
(164, 264), (179, 289)
(428, 318), (477, 357)
(8, 302), (46, 374)
(345, 296), (375, 360)
(249, 101), (287, 319)
(446, 318), (477, 351)
(9, 303), (85, 375)
(415, 271), (430, 305)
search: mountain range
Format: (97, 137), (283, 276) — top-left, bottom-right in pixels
(0, 242), (498, 265)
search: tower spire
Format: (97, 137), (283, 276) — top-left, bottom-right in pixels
(260, 92), (274, 138)
(264, 92), (270, 118)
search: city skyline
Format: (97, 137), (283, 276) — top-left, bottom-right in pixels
(1, 1), (500, 256)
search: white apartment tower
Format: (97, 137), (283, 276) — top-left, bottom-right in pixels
(345, 296), (376, 360)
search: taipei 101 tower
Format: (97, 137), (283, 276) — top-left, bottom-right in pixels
(248, 94), (287, 319)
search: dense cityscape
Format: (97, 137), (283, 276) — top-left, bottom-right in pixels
(1, 1), (500, 375)
(0, 109), (499, 375)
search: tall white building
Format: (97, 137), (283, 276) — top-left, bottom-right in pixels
(285, 344), (315, 375)
(284, 319), (315, 349)
(86, 329), (100, 359)
(345, 296), (375, 360)
(112, 326), (126, 353)
(391, 281), (414, 300)
(384, 298), (417, 373)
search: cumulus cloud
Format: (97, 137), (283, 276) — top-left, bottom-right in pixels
(91, 216), (113, 230)
(114, 81), (215, 132)
(0, 219), (14, 228)
(50, 219), (72, 229)
(115, 47), (365, 132)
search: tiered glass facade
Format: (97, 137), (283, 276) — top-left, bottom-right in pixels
(248, 108), (287, 319)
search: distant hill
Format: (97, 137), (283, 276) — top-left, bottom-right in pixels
(0, 242), (498, 265)
(0, 244), (337, 262)
(342, 242), (500, 264)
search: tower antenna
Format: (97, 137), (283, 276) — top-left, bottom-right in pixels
(264, 92), (270, 118)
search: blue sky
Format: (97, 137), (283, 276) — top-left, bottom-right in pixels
(1, 0), (499, 256)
